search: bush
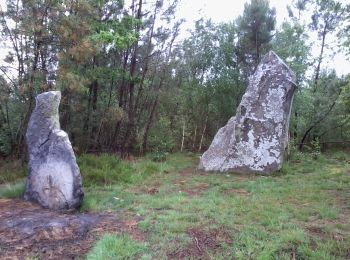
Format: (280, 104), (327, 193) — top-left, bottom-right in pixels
(151, 151), (168, 162)
(309, 138), (322, 160)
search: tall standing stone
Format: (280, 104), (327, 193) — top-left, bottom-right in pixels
(24, 91), (84, 209)
(199, 51), (297, 173)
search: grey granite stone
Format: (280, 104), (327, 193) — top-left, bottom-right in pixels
(24, 91), (83, 209)
(199, 51), (297, 173)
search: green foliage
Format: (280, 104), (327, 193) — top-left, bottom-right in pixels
(147, 116), (176, 152)
(151, 151), (168, 162)
(273, 21), (310, 85)
(87, 234), (146, 260)
(0, 0), (349, 159)
(237, 0), (276, 71)
(0, 130), (12, 156)
(89, 15), (139, 49)
(309, 138), (322, 160)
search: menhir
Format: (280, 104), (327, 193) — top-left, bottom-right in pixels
(199, 51), (297, 174)
(24, 91), (84, 209)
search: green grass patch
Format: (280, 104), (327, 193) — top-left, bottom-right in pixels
(78, 153), (195, 188)
(0, 181), (25, 198)
(86, 234), (147, 260)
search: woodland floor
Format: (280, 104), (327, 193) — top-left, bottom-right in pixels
(0, 152), (350, 259)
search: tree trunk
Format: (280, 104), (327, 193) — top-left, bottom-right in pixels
(121, 0), (143, 157)
(192, 125), (197, 151)
(142, 97), (158, 153)
(181, 120), (185, 152)
(198, 115), (208, 152)
(313, 26), (327, 93)
(299, 91), (340, 150)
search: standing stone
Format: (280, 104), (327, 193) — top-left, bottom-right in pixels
(24, 91), (84, 209)
(199, 51), (297, 173)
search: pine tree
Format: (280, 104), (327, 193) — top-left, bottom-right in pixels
(236, 0), (276, 75)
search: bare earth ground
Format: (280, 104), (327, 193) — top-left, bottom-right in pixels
(0, 199), (145, 259)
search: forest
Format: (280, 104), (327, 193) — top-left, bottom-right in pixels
(1, 0), (350, 259)
(0, 0), (349, 159)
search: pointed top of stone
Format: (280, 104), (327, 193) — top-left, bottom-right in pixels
(36, 90), (61, 103)
(261, 51), (297, 85)
(35, 91), (61, 117)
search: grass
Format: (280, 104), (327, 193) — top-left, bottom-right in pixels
(82, 151), (350, 259)
(86, 234), (147, 260)
(0, 181), (25, 198)
(0, 160), (26, 199)
(1, 151), (350, 259)
(0, 160), (26, 184)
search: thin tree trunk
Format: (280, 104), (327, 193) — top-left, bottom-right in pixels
(198, 115), (208, 152)
(299, 91), (340, 150)
(192, 125), (197, 151)
(142, 97), (158, 154)
(313, 26), (327, 93)
(181, 120), (185, 152)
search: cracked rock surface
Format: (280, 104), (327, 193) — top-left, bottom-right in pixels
(25, 91), (84, 209)
(199, 51), (296, 174)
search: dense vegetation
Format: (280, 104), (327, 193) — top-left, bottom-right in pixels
(0, 0), (349, 158)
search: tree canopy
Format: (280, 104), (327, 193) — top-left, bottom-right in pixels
(0, 0), (349, 158)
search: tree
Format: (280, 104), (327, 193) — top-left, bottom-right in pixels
(310, 0), (345, 92)
(297, 0), (346, 149)
(236, 0), (276, 75)
(273, 21), (311, 141)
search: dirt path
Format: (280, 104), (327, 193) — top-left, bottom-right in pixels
(0, 199), (144, 259)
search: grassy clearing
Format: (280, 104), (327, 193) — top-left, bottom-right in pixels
(1, 151), (349, 259)
(84, 151), (350, 259)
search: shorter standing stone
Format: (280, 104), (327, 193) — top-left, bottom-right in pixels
(24, 91), (84, 209)
(199, 51), (297, 174)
